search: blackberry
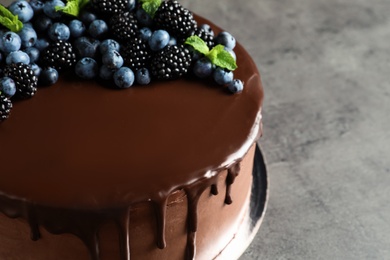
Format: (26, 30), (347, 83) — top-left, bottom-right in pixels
(109, 12), (139, 41)
(2, 63), (38, 99)
(40, 40), (76, 71)
(0, 95), (12, 122)
(90, 0), (128, 15)
(194, 28), (215, 49)
(121, 37), (152, 71)
(154, 0), (197, 40)
(150, 45), (192, 80)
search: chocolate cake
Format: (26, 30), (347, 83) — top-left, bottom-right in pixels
(0, 1), (264, 259)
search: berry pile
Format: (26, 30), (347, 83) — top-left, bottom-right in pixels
(0, 0), (243, 122)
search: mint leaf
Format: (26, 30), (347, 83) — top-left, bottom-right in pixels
(207, 44), (237, 71)
(56, 0), (90, 17)
(140, 0), (162, 18)
(184, 36), (210, 55)
(0, 4), (23, 32)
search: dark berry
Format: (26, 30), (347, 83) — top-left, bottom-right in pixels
(91, 0), (130, 15)
(121, 37), (152, 72)
(109, 12), (139, 41)
(40, 40), (77, 71)
(154, 0), (197, 40)
(150, 45), (192, 80)
(2, 63), (38, 99)
(0, 95), (12, 122)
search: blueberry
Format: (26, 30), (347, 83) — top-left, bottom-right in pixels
(136, 68), (151, 85)
(88, 20), (108, 39)
(139, 27), (152, 42)
(114, 67), (134, 88)
(127, 0), (136, 11)
(30, 63), (41, 77)
(25, 47), (40, 63)
(215, 31), (236, 50)
(136, 8), (153, 27)
(193, 58), (213, 78)
(227, 79), (244, 94)
(75, 57), (98, 79)
(102, 50), (123, 69)
(33, 14), (52, 34)
(0, 32), (21, 53)
(68, 20), (86, 38)
(48, 22), (70, 41)
(168, 36), (177, 46)
(6, 51), (30, 65)
(199, 24), (214, 37)
(39, 67), (59, 86)
(149, 30), (170, 51)
(18, 26), (37, 48)
(0, 77), (16, 98)
(99, 65), (114, 80)
(9, 1), (34, 23)
(99, 39), (120, 54)
(43, 0), (64, 19)
(35, 38), (50, 51)
(29, 0), (45, 13)
(213, 67), (233, 85)
(79, 10), (97, 25)
(73, 36), (100, 59)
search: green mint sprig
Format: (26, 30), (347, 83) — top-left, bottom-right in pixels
(55, 0), (90, 17)
(185, 36), (238, 71)
(139, 0), (162, 18)
(0, 4), (23, 32)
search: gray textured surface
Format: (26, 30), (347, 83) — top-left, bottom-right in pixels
(1, 0), (390, 259)
(184, 0), (390, 259)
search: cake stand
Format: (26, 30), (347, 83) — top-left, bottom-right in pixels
(215, 145), (268, 260)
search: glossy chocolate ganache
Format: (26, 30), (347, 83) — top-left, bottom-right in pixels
(0, 16), (263, 260)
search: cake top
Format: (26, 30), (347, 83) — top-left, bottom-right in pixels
(0, 0), (263, 209)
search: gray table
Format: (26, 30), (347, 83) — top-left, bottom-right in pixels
(2, 0), (390, 259)
(184, 0), (390, 259)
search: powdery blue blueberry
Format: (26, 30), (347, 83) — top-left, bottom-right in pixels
(43, 0), (65, 19)
(136, 68), (151, 85)
(33, 14), (52, 34)
(35, 38), (49, 51)
(193, 58), (213, 78)
(9, 1), (34, 22)
(48, 22), (70, 41)
(114, 67), (134, 88)
(100, 39), (120, 54)
(29, 0), (45, 13)
(30, 63), (41, 77)
(127, 0), (136, 11)
(227, 79), (244, 94)
(25, 47), (40, 63)
(79, 10), (97, 25)
(75, 57), (98, 79)
(99, 65), (114, 80)
(168, 36), (177, 46)
(73, 37), (100, 59)
(39, 67), (59, 86)
(102, 50), (124, 69)
(136, 8), (153, 27)
(0, 77), (16, 98)
(88, 20), (108, 39)
(139, 27), (152, 42)
(68, 20), (86, 38)
(0, 32), (21, 53)
(215, 31), (236, 50)
(149, 30), (170, 51)
(18, 25), (37, 48)
(213, 67), (234, 85)
(6, 50), (30, 65)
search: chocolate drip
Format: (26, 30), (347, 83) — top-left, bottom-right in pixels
(116, 207), (131, 260)
(210, 184), (219, 196)
(225, 163), (241, 205)
(153, 199), (168, 249)
(26, 205), (40, 241)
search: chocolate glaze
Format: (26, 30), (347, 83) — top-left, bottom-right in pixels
(0, 16), (263, 260)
